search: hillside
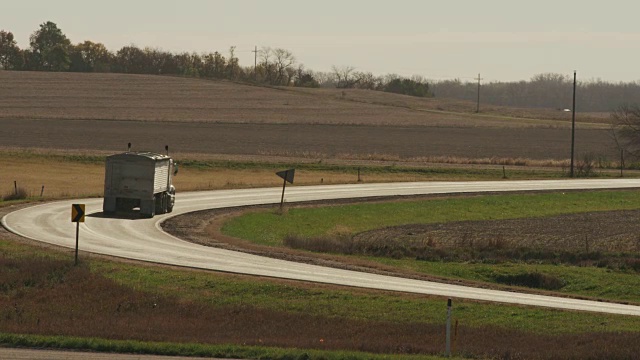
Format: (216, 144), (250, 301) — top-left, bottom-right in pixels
(0, 71), (618, 161)
(0, 71), (607, 128)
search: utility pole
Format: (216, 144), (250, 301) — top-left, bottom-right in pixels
(475, 73), (483, 113)
(570, 70), (577, 178)
(252, 45), (258, 82)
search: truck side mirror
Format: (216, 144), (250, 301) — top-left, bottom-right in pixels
(173, 163), (179, 176)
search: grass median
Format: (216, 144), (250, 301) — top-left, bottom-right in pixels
(221, 190), (640, 303)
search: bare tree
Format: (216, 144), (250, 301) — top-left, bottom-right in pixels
(313, 71), (336, 87)
(353, 71), (380, 90)
(272, 48), (295, 85)
(331, 65), (358, 88)
(259, 46), (272, 83)
(611, 104), (640, 157)
(226, 46), (239, 79)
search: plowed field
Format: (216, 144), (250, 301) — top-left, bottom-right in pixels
(0, 71), (616, 160)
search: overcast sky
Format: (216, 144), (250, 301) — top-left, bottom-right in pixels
(2, 0), (640, 82)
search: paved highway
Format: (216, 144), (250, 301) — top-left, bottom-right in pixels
(3, 179), (640, 316)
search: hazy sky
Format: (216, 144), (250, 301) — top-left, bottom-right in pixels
(3, 0), (640, 82)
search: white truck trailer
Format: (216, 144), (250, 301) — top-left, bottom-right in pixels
(103, 151), (177, 218)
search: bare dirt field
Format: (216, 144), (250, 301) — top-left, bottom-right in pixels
(0, 118), (614, 160)
(0, 71), (607, 127)
(0, 71), (619, 161)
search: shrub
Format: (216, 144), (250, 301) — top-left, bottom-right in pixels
(494, 272), (565, 290)
(283, 233), (354, 254)
(3, 187), (28, 201)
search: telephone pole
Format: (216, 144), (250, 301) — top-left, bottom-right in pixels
(570, 70), (577, 177)
(475, 73), (483, 113)
(252, 46), (258, 82)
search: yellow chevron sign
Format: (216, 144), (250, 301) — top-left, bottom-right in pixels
(71, 204), (85, 223)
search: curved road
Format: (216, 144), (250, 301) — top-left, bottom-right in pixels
(3, 179), (640, 316)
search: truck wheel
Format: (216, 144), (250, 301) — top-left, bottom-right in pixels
(141, 199), (155, 218)
(154, 194), (165, 215)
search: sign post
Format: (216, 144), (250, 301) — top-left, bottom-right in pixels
(275, 169), (295, 210)
(446, 298), (452, 357)
(71, 204), (85, 265)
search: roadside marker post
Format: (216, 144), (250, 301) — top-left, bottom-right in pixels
(446, 298), (452, 357)
(71, 204), (85, 265)
(276, 169), (295, 210)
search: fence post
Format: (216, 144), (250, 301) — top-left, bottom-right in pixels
(620, 149), (624, 177)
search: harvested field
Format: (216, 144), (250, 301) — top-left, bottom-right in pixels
(289, 87), (612, 124)
(354, 210), (640, 254)
(0, 71), (606, 127)
(0, 118), (616, 160)
(0, 71), (619, 161)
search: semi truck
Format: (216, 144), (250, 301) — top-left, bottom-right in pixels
(103, 149), (178, 218)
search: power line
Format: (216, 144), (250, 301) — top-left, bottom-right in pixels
(570, 70), (577, 178)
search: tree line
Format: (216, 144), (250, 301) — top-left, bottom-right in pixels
(0, 21), (432, 98)
(2, 22), (640, 111)
(431, 73), (640, 112)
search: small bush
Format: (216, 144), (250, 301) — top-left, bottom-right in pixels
(494, 272), (565, 290)
(283, 233), (354, 254)
(575, 153), (597, 177)
(3, 187), (29, 201)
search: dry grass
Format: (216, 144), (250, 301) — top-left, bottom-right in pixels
(2, 157), (104, 199)
(4, 148), (637, 200)
(0, 152), (460, 199)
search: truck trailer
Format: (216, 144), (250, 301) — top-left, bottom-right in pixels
(103, 151), (177, 218)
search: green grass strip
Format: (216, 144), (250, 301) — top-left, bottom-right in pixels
(222, 190), (640, 246)
(0, 333), (447, 360)
(89, 260), (640, 334)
